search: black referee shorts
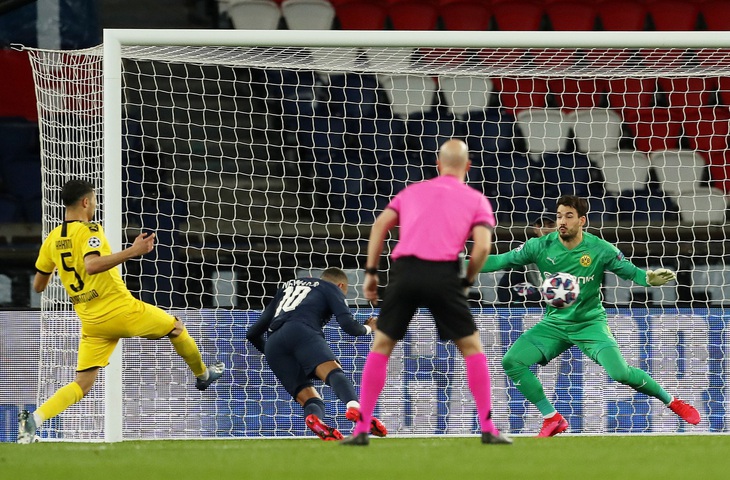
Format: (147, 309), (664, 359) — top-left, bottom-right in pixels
(377, 256), (477, 342)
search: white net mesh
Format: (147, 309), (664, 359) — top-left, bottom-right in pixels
(26, 36), (730, 439)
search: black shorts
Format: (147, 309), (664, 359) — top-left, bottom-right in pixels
(264, 322), (337, 398)
(378, 256), (477, 342)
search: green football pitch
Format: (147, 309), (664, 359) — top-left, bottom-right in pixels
(3, 435), (729, 480)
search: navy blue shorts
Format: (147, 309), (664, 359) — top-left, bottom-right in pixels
(264, 321), (337, 397)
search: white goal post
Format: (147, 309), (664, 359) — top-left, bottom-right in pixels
(25, 29), (730, 442)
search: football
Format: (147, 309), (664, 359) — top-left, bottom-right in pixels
(540, 272), (580, 308)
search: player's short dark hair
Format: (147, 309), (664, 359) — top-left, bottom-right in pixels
(61, 179), (95, 207)
(321, 267), (348, 285)
(557, 195), (588, 218)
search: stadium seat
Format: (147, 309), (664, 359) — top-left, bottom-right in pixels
(439, 1), (491, 31)
(648, 149), (727, 225)
(334, 1), (387, 30)
(626, 107), (682, 152)
(597, 1), (647, 31)
(493, 77), (549, 115)
(227, 0), (282, 29)
(0, 197), (20, 223)
(707, 150), (730, 194)
(648, 149), (707, 197)
(691, 264), (730, 306)
(646, 1), (700, 31)
(657, 77), (717, 119)
(539, 152), (593, 199)
(673, 189), (728, 225)
(701, 1), (730, 31)
(606, 78), (657, 120)
(388, 1), (439, 30)
(591, 150), (651, 196)
(378, 74), (437, 118)
(515, 107), (571, 159)
(548, 78), (607, 112)
(566, 108), (622, 154)
(492, 2), (544, 31)
(684, 107), (730, 160)
(281, 0), (335, 29)
(545, 2), (597, 31)
(439, 75), (494, 118)
(405, 111), (457, 160)
(475, 272), (501, 305)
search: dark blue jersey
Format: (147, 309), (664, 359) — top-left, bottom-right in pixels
(246, 277), (368, 353)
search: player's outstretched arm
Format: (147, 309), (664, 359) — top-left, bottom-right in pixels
(85, 232), (155, 275)
(646, 268), (677, 286)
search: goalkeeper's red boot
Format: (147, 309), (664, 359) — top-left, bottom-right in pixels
(669, 399), (701, 425)
(305, 414), (343, 441)
(536, 412), (569, 437)
(345, 407), (388, 437)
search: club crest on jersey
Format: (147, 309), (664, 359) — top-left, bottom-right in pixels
(88, 236), (102, 248)
(580, 254), (592, 267)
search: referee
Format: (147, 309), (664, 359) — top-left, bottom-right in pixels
(341, 139), (512, 445)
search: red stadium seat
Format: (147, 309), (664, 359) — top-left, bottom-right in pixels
(335, 1), (388, 30)
(647, 1), (700, 31)
(548, 78), (608, 112)
(684, 107), (730, 160)
(492, 2), (544, 31)
(607, 77), (657, 120)
(440, 1), (491, 31)
(545, 2), (597, 31)
(492, 77), (549, 115)
(707, 150), (730, 193)
(0, 50), (37, 121)
(388, 1), (439, 30)
(597, 1), (647, 31)
(657, 77), (717, 120)
(717, 77), (730, 107)
(626, 107), (682, 152)
(701, 1), (730, 31)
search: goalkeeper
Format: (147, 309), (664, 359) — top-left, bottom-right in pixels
(481, 195), (700, 437)
(246, 267), (386, 441)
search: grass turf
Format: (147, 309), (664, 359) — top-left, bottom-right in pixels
(2, 435), (729, 480)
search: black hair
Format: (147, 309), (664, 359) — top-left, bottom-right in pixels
(321, 267), (348, 285)
(61, 180), (95, 207)
(556, 195), (588, 218)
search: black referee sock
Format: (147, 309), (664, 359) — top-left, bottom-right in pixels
(303, 397), (325, 419)
(325, 368), (358, 404)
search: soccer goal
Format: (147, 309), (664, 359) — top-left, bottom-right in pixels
(25, 29), (730, 441)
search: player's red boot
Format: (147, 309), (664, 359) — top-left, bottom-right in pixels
(305, 414), (343, 441)
(668, 399), (701, 425)
(345, 407), (388, 437)
(536, 412), (569, 437)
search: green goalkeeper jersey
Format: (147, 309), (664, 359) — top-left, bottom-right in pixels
(481, 231), (650, 325)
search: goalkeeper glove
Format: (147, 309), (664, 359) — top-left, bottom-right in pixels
(646, 268), (676, 286)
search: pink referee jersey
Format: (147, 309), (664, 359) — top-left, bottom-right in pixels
(386, 175), (496, 262)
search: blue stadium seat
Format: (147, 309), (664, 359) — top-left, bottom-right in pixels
(616, 189), (679, 224)
(405, 111), (458, 164)
(540, 153), (594, 200)
(375, 149), (424, 197)
(357, 116), (407, 166)
(0, 118), (38, 163)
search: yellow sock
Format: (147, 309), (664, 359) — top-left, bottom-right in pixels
(170, 328), (207, 377)
(36, 381), (84, 422)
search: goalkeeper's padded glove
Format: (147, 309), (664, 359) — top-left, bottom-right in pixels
(513, 282), (538, 298)
(646, 268), (677, 286)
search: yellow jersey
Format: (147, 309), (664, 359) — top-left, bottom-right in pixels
(35, 221), (135, 323)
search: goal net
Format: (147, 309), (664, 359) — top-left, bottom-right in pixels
(26, 30), (730, 440)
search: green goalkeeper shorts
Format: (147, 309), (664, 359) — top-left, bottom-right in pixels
(518, 320), (620, 366)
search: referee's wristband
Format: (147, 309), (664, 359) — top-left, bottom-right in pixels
(364, 267), (378, 275)
(363, 325), (373, 335)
